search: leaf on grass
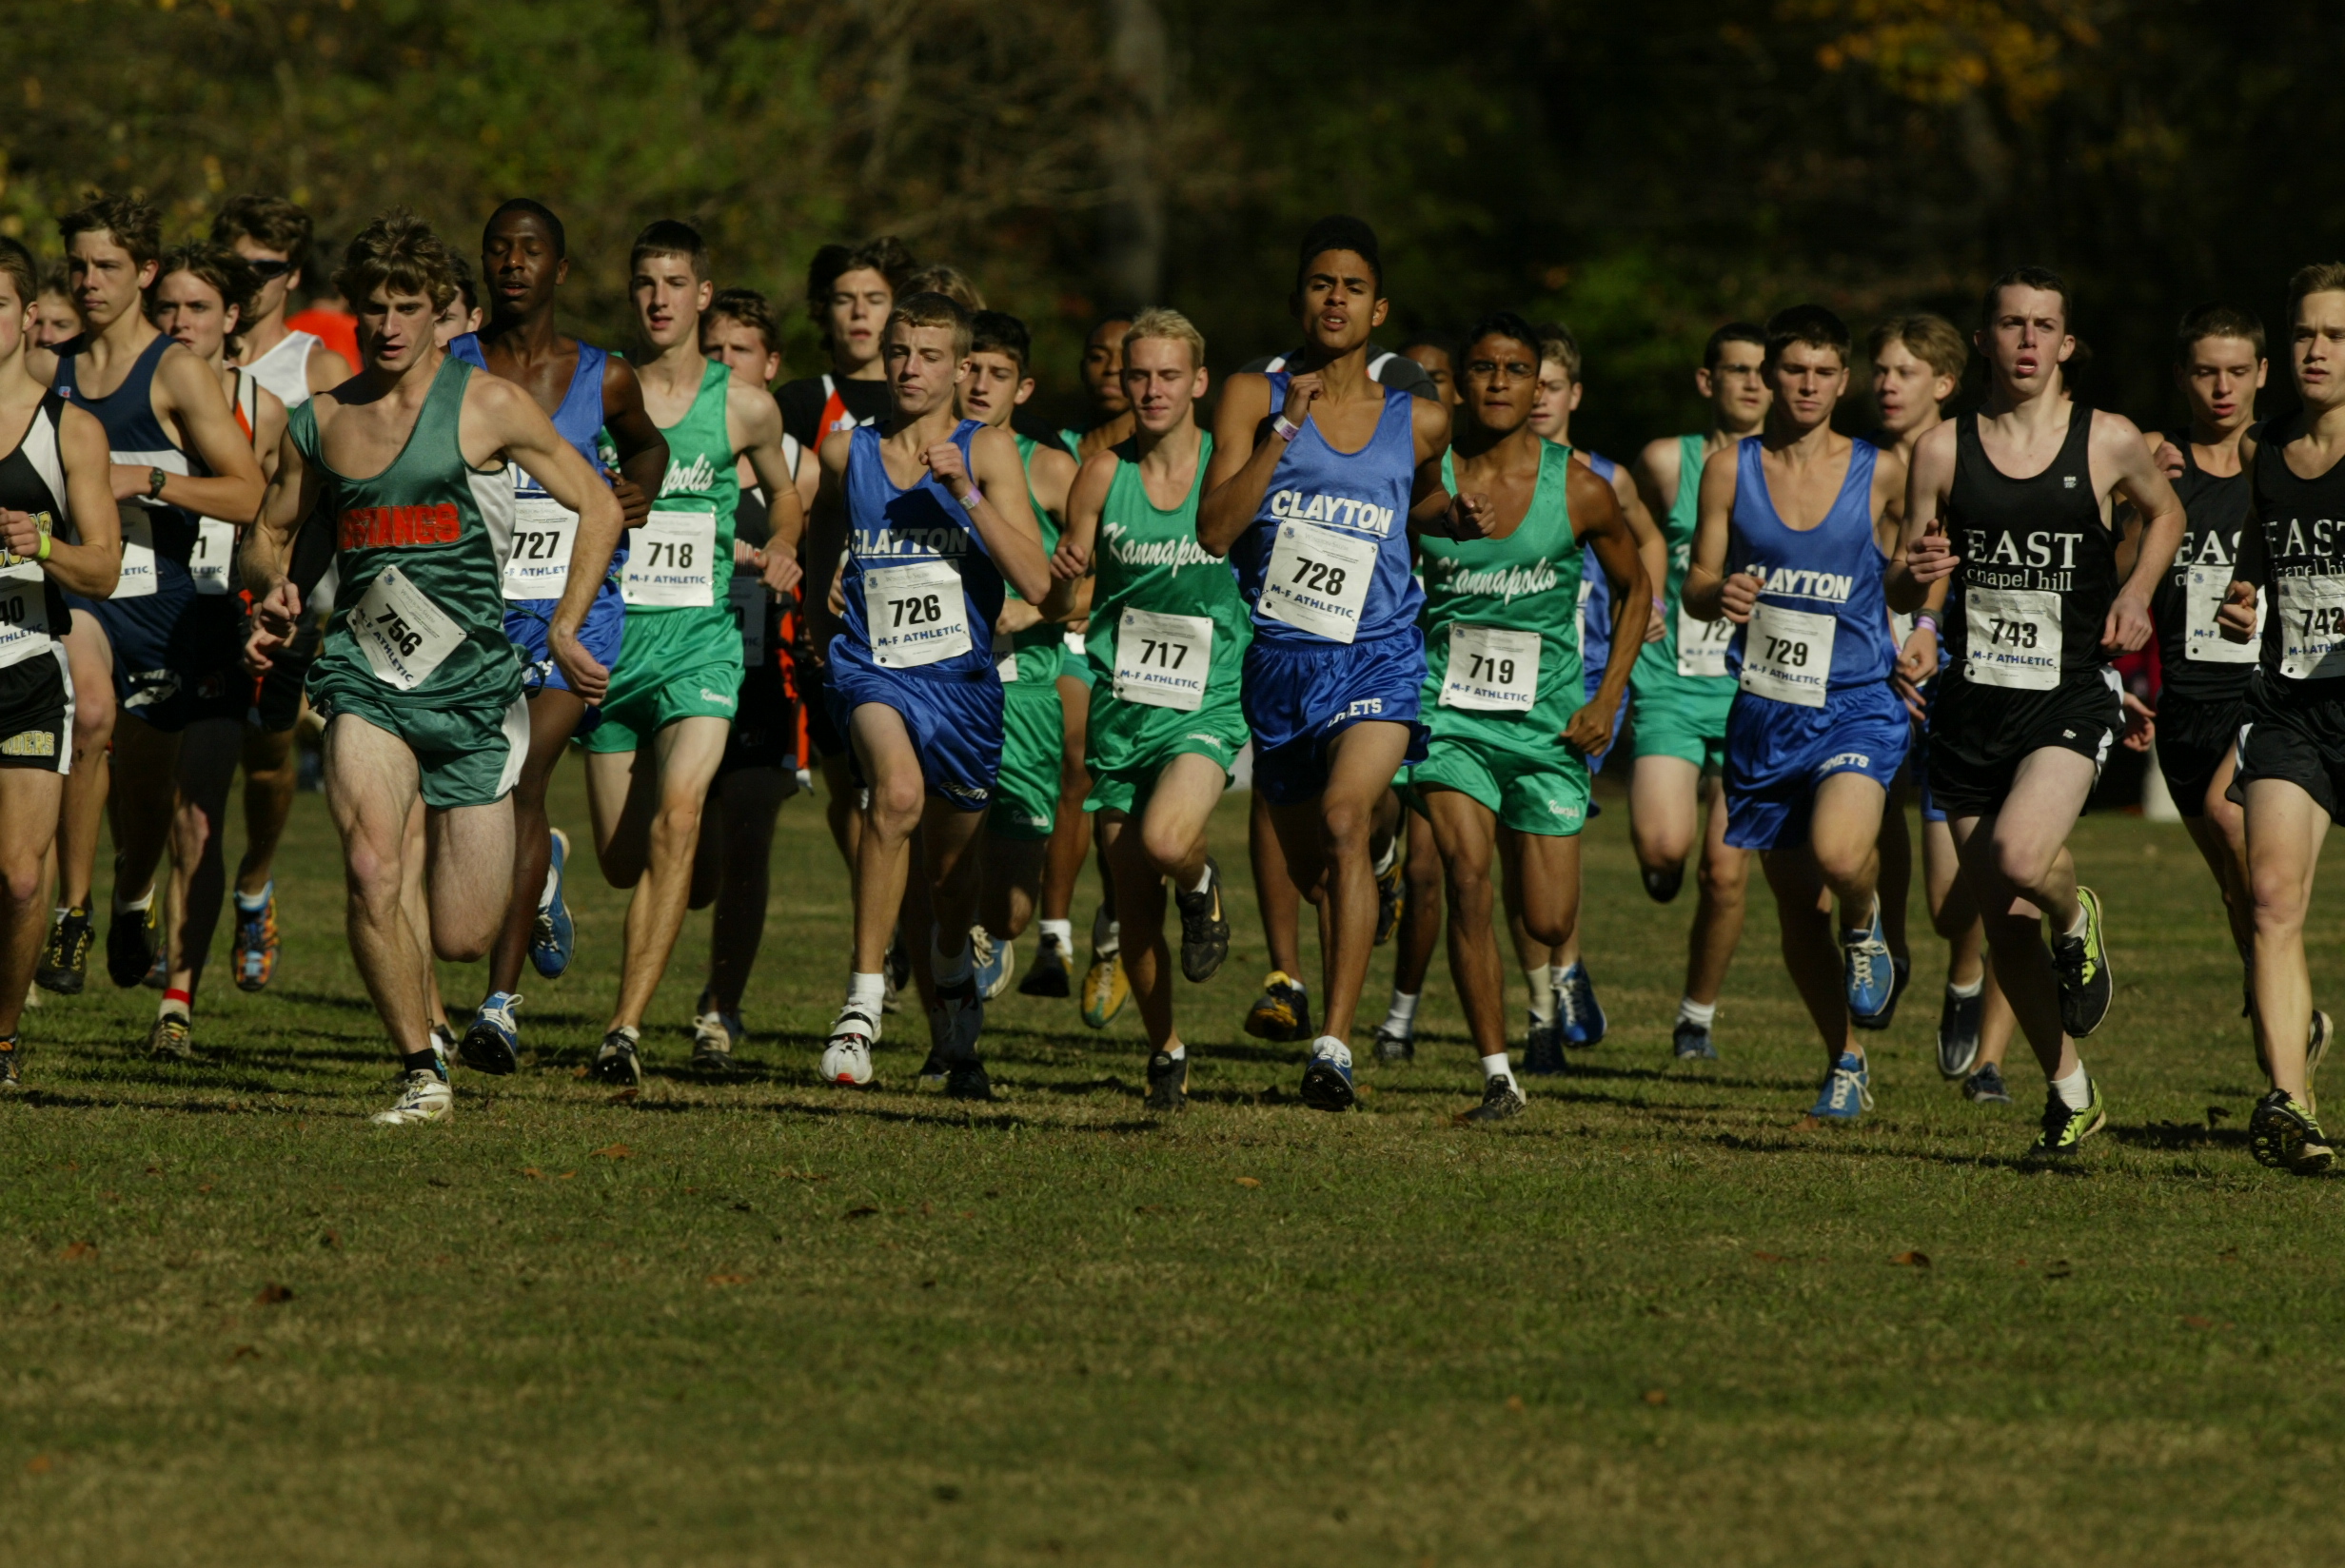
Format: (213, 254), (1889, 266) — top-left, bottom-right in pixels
(559, 1171), (577, 1180)
(608, 1088), (639, 1105)
(1891, 1250), (1931, 1268)
(197, 1184), (213, 1194)
(1751, 1250), (1783, 1263)
(320, 1230), (342, 1249)
(1234, 1177), (1261, 1188)
(229, 1344), (259, 1362)
(2206, 1106), (2232, 1127)
(1354, 1084), (1374, 1098)
(705, 1273), (749, 1286)
(778, 1168), (829, 1182)
(592, 1144), (633, 1160)
(842, 1205), (879, 1220)
(522, 1167), (543, 1179)
(2182, 1314), (2216, 1330)
(60, 1241), (95, 1261)
(145, 1165), (160, 1176)
(1133, 1204), (1167, 1215)
(1505, 1395), (1526, 1412)
(2043, 1261), (2074, 1279)
(1642, 1389), (1667, 1406)
(26, 1454), (50, 1474)
(255, 1283), (293, 1305)
(570, 1066), (590, 1079)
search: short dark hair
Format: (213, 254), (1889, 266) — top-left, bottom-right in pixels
(157, 242), (263, 353)
(1980, 265), (2073, 331)
(1764, 304), (1852, 369)
(210, 193), (313, 270)
(1456, 311), (1544, 370)
(1294, 214), (1383, 294)
(2175, 302), (2265, 363)
(707, 287), (781, 356)
(335, 209), (461, 313)
(2285, 265), (2345, 322)
(804, 236), (917, 330)
(629, 219), (709, 282)
(38, 259), (70, 300)
(448, 254), (480, 316)
(60, 192), (163, 271)
(886, 291), (972, 361)
(0, 238), (37, 311)
(1702, 321), (1766, 371)
(485, 198), (566, 260)
(1399, 329), (1458, 366)
(969, 309), (1032, 376)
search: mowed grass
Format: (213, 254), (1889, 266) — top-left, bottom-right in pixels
(7, 764), (2345, 1568)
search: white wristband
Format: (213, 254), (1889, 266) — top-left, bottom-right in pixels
(1272, 415), (1302, 443)
(956, 485), (980, 512)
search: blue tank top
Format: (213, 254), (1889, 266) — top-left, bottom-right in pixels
(838, 419), (1003, 680)
(54, 333), (199, 571)
(1578, 448), (1620, 689)
(1232, 374), (1422, 645)
(447, 333), (621, 578)
(1724, 436), (1894, 692)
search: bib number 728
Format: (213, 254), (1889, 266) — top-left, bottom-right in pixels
(1289, 558), (1348, 598)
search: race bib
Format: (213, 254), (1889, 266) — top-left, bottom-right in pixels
(346, 563), (463, 692)
(1888, 610), (1915, 648)
(503, 496), (580, 601)
(1962, 586), (2061, 691)
(2278, 575), (2345, 681)
(0, 559), (55, 671)
(993, 627), (1018, 682)
(1740, 601), (1835, 709)
(190, 518), (236, 596)
(1675, 601), (1732, 677)
(864, 559), (971, 669)
(2186, 566), (2261, 665)
(1441, 623), (1541, 713)
(1113, 608), (1213, 711)
(621, 510), (716, 607)
(1259, 519), (1377, 643)
(730, 571), (768, 668)
(112, 506), (157, 599)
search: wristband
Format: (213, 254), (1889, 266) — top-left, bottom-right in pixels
(956, 484), (980, 513)
(1913, 610), (1941, 637)
(1272, 415), (1302, 443)
(36, 533), (50, 562)
(148, 466), (168, 500)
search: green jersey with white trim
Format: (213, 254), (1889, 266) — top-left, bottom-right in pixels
(1419, 442), (1583, 752)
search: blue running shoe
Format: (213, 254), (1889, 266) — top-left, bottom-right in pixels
(1808, 1050), (1874, 1122)
(530, 828), (576, 980)
(1672, 1020), (1718, 1062)
(970, 925), (1014, 1001)
(1842, 901), (1896, 1026)
(1299, 1037), (1356, 1112)
(461, 991), (522, 1075)
(1557, 962), (1606, 1046)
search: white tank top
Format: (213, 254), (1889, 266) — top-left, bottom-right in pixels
(242, 328), (323, 408)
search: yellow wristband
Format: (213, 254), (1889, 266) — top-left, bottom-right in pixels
(35, 533), (50, 562)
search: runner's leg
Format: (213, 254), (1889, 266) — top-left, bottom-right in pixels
(1628, 755), (1699, 901)
(700, 766), (790, 1014)
(2243, 777), (2329, 1100)
(2185, 746), (2262, 1062)
(1267, 720), (1413, 1042)
(323, 715), (435, 1057)
(1425, 788), (1508, 1060)
(56, 610), (112, 911)
(604, 715), (730, 1031)
(1685, 772), (1748, 1008)
(161, 717), (243, 1003)
(1950, 748), (2097, 1084)
(0, 770), (63, 1037)
(488, 687), (585, 995)
(234, 724), (298, 898)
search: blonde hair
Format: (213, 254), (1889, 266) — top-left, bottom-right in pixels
(1867, 313), (1968, 384)
(1122, 307), (1205, 370)
(335, 209), (460, 313)
(886, 290), (973, 360)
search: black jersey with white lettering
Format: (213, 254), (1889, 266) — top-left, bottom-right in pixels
(2244, 413), (2345, 690)
(1942, 404), (2116, 679)
(0, 391), (75, 650)
(2150, 441), (2256, 704)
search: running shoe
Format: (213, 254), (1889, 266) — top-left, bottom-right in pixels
(148, 1008), (195, 1062)
(2049, 888), (2114, 1038)
(1807, 1051), (1873, 1122)
(1372, 1021), (1415, 1063)
(945, 1056), (995, 1103)
(1373, 846), (1405, 947)
(2249, 1088), (2333, 1174)
(107, 893), (161, 990)
(883, 930), (910, 1013)
(1962, 1063), (2012, 1105)
(820, 1003), (878, 1087)
(1081, 930), (1129, 1029)
(1842, 902), (1897, 1027)
(461, 992), (522, 1076)
(432, 1023), (457, 1065)
(1938, 986), (1983, 1079)
(0, 1037), (18, 1089)
(231, 883), (279, 992)
(2306, 1010), (2332, 1116)
(1521, 1017), (1566, 1076)
(37, 905), (91, 995)
(1174, 857), (1232, 982)
(1557, 962), (1606, 1047)
(1299, 1036), (1357, 1112)
(592, 1027), (643, 1088)
(142, 945), (168, 990)
(2026, 1078), (2106, 1162)
(971, 926), (1015, 1002)
(1672, 1019), (1718, 1062)
(1464, 1075), (1526, 1123)
(1244, 970), (1311, 1043)
(692, 997), (743, 1075)
(1018, 930), (1073, 997)
(370, 1067), (452, 1126)
(530, 828), (576, 980)
(929, 974), (985, 1065)
(1144, 1049), (1188, 1112)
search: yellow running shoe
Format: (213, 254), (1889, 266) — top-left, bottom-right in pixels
(1244, 970), (1312, 1043)
(1081, 945), (1129, 1029)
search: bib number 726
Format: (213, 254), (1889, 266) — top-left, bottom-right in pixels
(892, 592), (945, 628)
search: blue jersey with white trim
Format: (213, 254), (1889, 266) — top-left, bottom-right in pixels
(1724, 436), (1895, 691)
(53, 333), (198, 569)
(837, 418), (1002, 680)
(1578, 448), (1621, 685)
(448, 333), (623, 574)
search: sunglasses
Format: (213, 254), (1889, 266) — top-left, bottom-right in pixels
(246, 258), (295, 280)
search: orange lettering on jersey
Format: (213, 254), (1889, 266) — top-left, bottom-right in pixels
(337, 503), (461, 550)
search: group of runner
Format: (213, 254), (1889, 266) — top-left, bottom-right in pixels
(0, 187), (2335, 1173)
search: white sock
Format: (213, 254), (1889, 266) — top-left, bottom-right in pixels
(847, 971), (886, 1012)
(1311, 1033), (1352, 1068)
(538, 842), (561, 911)
(1092, 907), (1119, 954)
(114, 886), (154, 914)
(932, 931), (973, 987)
(1382, 990), (1419, 1035)
(1480, 1050), (1512, 1082)
(1040, 917), (1073, 952)
(234, 885), (269, 913)
(1947, 973), (1983, 1001)
(1550, 961), (1579, 990)
(1165, 1043), (1185, 1061)
(2051, 1063), (2092, 1110)
(2066, 904), (2090, 939)
(1678, 996), (1717, 1029)
(1187, 861), (1213, 896)
(1371, 836), (1399, 876)
(52, 904), (68, 922)
(1525, 966), (1556, 1026)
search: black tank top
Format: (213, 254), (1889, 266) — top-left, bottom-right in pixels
(2248, 413), (2345, 688)
(2151, 441), (2255, 703)
(53, 332), (197, 570)
(1944, 404), (2115, 679)
(0, 392), (76, 653)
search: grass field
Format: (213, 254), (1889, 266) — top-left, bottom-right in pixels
(7, 765), (2344, 1567)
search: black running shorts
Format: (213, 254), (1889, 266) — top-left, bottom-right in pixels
(1925, 666), (2121, 820)
(718, 662), (797, 778)
(2154, 688), (2247, 819)
(0, 643), (73, 774)
(2230, 674), (2345, 824)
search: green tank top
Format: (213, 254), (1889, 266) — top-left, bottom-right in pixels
(643, 358), (740, 609)
(1420, 442), (1583, 744)
(1005, 433), (1066, 682)
(1085, 433), (1249, 693)
(297, 356), (519, 703)
(1633, 430), (1728, 685)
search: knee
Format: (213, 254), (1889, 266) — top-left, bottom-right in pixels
(655, 796), (704, 844)
(1320, 798), (1370, 855)
(2250, 864), (2308, 927)
(1442, 862), (1493, 912)
(869, 774), (924, 833)
(1697, 852), (1744, 903)
(435, 929), (494, 965)
(1139, 823), (1191, 874)
(73, 695), (113, 744)
(0, 857), (43, 910)
(1991, 842), (2053, 894)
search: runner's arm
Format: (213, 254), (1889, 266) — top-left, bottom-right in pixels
(1607, 463), (1669, 641)
(489, 378), (622, 703)
(802, 433), (853, 656)
(149, 343), (266, 523)
(945, 423), (1051, 604)
(1026, 443), (1078, 526)
(1679, 447), (1747, 622)
(1039, 449), (1115, 621)
(601, 357), (670, 528)
(3, 402), (124, 599)
(2100, 411), (2185, 652)
(1196, 373), (1283, 556)
(1886, 421), (1960, 613)
(305, 339), (357, 395)
(1567, 463), (1648, 757)
(251, 387), (288, 486)
(239, 417), (324, 669)
(734, 386), (804, 593)
(2219, 447), (2266, 641)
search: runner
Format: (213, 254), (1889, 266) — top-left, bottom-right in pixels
(805, 290), (1052, 1099)
(1399, 331), (1461, 406)
(1891, 265), (2184, 1161)
(42, 195), (266, 1021)
(434, 259), (483, 345)
(686, 286), (802, 1068)
(141, 244), (287, 1056)
(577, 220), (802, 1086)
(1685, 305), (1911, 1122)
(962, 311), (1077, 1002)
(1045, 308), (1241, 1109)
(1629, 323), (1770, 1061)
(2214, 266), (2345, 1171)
(1198, 215), (1464, 1111)
(1411, 314), (1645, 1118)
(212, 194), (357, 403)
(1865, 313), (2018, 1097)
(0, 235), (121, 1086)
(447, 198), (670, 1076)
(31, 265), (79, 348)
(242, 209), (624, 1125)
